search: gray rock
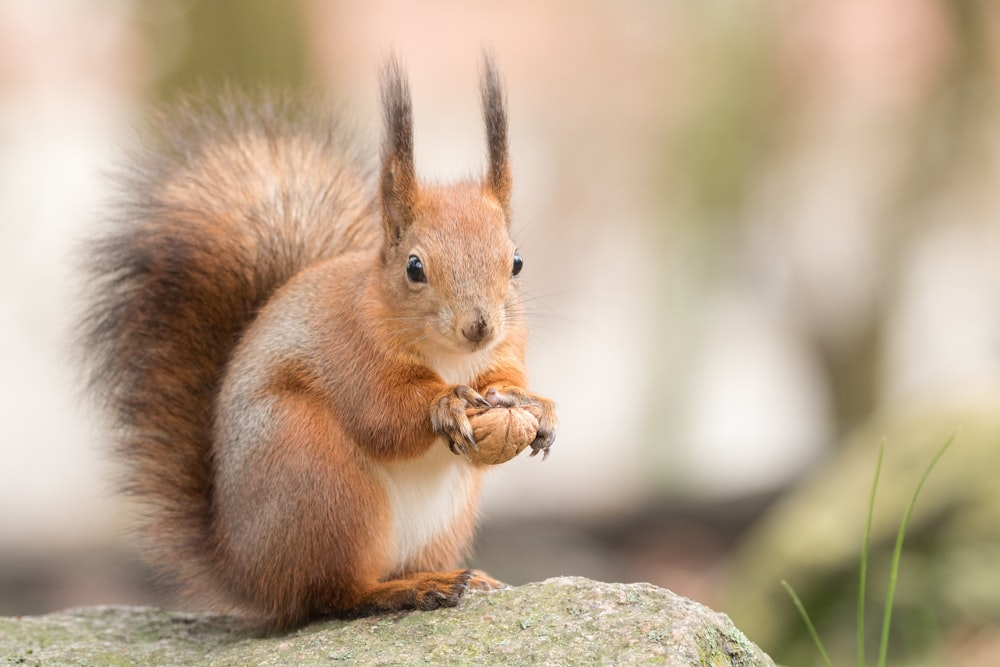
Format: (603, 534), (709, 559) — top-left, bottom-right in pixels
(0, 576), (774, 666)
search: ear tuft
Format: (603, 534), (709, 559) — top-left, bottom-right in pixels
(380, 55), (417, 245)
(481, 54), (511, 221)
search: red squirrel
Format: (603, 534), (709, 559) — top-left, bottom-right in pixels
(79, 56), (557, 629)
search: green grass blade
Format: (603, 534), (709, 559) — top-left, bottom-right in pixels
(858, 439), (885, 667)
(781, 579), (834, 667)
(876, 432), (957, 667)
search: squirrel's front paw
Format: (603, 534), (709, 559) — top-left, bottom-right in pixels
(481, 386), (558, 460)
(430, 385), (491, 457)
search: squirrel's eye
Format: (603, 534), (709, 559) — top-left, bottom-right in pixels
(406, 255), (427, 283)
(511, 250), (523, 277)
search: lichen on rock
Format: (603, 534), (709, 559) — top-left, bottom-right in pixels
(0, 577), (774, 666)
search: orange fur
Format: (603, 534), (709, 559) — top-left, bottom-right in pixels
(80, 58), (556, 630)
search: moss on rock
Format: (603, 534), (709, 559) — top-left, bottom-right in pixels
(0, 577), (774, 666)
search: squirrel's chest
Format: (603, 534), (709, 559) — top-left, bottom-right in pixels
(426, 347), (494, 386)
(373, 444), (480, 572)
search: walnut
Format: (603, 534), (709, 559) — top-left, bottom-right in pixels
(463, 404), (542, 466)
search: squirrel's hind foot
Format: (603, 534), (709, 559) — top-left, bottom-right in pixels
(337, 569), (477, 617)
(467, 569), (507, 591)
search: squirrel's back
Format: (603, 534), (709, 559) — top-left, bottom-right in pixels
(81, 90), (378, 603)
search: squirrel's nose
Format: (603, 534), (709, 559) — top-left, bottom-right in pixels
(462, 315), (492, 344)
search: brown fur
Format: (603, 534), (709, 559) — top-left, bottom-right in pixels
(79, 57), (556, 630)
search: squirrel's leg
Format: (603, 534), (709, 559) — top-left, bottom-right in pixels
(217, 390), (496, 626)
(216, 391), (403, 627)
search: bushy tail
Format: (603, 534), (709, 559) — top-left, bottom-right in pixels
(79, 89), (377, 606)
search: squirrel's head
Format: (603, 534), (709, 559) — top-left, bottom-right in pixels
(377, 56), (522, 359)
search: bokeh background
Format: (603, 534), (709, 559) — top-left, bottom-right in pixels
(2, 1), (999, 665)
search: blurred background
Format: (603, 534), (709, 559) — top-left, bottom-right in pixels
(2, 1), (999, 665)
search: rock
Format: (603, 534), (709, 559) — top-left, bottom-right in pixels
(0, 577), (774, 666)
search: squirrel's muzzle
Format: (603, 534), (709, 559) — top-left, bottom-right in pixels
(461, 314), (493, 344)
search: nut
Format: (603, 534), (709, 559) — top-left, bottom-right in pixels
(464, 404), (542, 465)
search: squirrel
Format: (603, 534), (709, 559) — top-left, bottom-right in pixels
(79, 56), (557, 630)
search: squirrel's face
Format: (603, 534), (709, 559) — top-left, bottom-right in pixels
(380, 183), (522, 358)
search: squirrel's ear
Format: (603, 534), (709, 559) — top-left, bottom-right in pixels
(481, 54), (511, 222)
(380, 55), (417, 246)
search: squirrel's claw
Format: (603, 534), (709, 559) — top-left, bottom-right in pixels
(448, 440), (468, 457)
(455, 385), (491, 409)
(528, 429), (555, 461)
(447, 429), (478, 457)
(483, 385), (557, 461)
(443, 422), (478, 457)
(432, 385), (483, 457)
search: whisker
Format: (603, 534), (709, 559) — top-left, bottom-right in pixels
(383, 323), (435, 336)
(382, 315), (438, 323)
(386, 326), (427, 334)
(506, 290), (581, 331)
(409, 329), (439, 347)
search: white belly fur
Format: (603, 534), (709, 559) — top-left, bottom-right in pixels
(375, 442), (477, 572)
(375, 346), (490, 572)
